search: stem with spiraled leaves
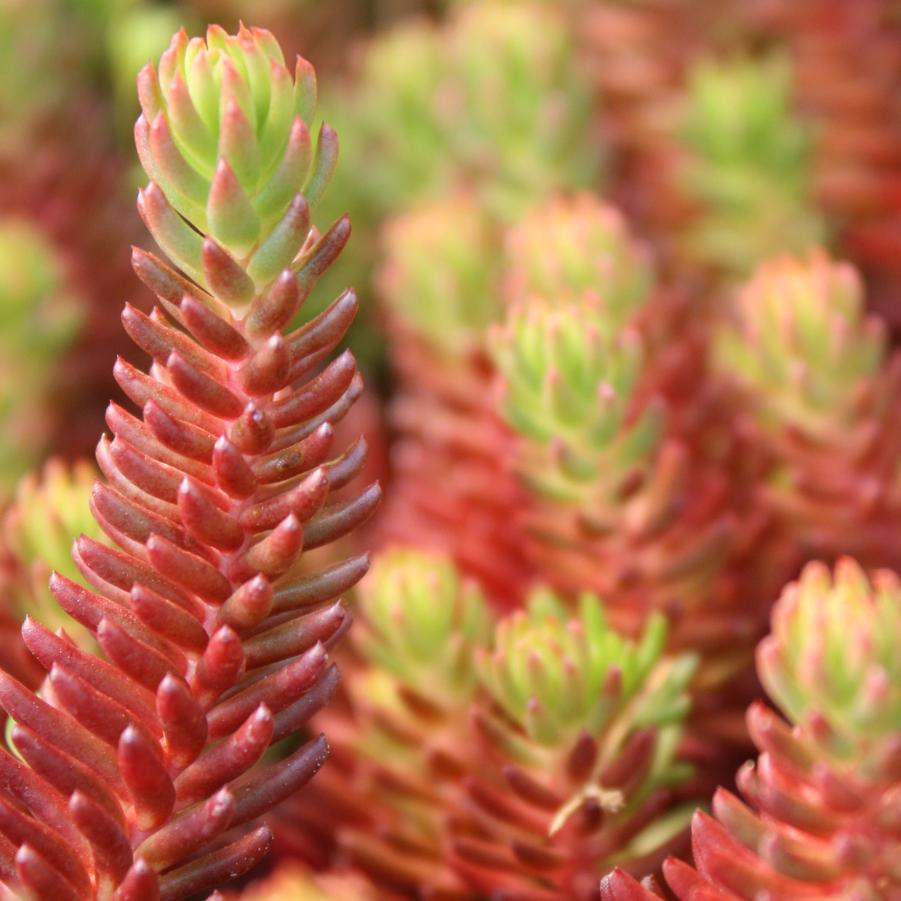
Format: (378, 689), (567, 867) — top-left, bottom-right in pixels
(0, 23), (378, 900)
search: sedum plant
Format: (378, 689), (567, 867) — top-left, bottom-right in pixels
(313, 548), (492, 896)
(503, 194), (654, 314)
(0, 460), (100, 689)
(353, 547), (492, 698)
(492, 197), (746, 674)
(449, 591), (697, 899)
(716, 253), (885, 441)
(377, 193), (501, 359)
(0, 219), (84, 497)
(290, 549), (698, 899)
(340, 0), (597, 224)
(308, 0), (599, 329)
(374, 193), (531, 608)
(715, 252), (901, 567)
(752, 0), (901, 327)
(0, 23), (378, 900)
(678, 56), (827, 279)
(1, 460), (102, 649)
(494, 294), (661, 527)
(603, 558), (901, 899)
(666, 558), (901, 898)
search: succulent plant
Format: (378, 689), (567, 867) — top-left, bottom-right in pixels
(319, 548), (492, 896)
(444, 1), (598, 220)
(343, 1), (597, 224)
(662, 558), (901, 899)
(678, 55), (827, 278)
(717, 253), (884, 440)
(493, 294), (661, 526)
(135, 24), (342, 284)
(232, 863), (381, 900)
(493, 195), (657, 515)
(492, 241), (747, 676)
(715, 252), (901, 568)
(375, 194), (531, 608)
(1, 5), (899, 901)
(326, 1), (603, 605)
(750, 0), (901, 328)
(281, 553), (702, 899)
(308, 0), (600, 336)
(1, 460), (103, 647)
(577, 0), (754, 253)
(0, 23), (378, 899)
(599, 867), (664, 900)
(340, 19), (449, 218)
(503, 194), (654, 315)
(377, 194), (501, 359)
(448, 591), (698, 899)
(0, 218), (84, 496)
(354, 546), (493, 696)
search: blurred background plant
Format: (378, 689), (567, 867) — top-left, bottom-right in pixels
(0, 0), (899, 897)
(0, 220), (83, 497)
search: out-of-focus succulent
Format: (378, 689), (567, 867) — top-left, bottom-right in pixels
(445, 2), (598, 220)
(751, 0), (901, 328)
(234, 863), (382, 900)
(376, 192), (691, 618)
(355, 547), (492, 696)
(0, 461), (99, 689)
(342, 20), (449, 216)
(499, 192), (718, 451)
(504, 194), (654, 315)
(579, 0), (752, 252)
(493, 195), (659, 522)
(310, 0), (599, 367)
(661, 558), (901, 899)
(0, 24), (378, 899)
(378, 194), (501, 358)
(717, 253), (884, 440)
(493, 256), (745, 676)
(328, 4), (601, 603)
(0, 0), (83, 153)
(0, 219), (83, 496)
(343, 1), (597, 224)
(678, 56), (827, 278)
(715, 252), (901, 567)
(1, 460), (101, 646)
(449, 591), (698, 899)
(341, 549), (491, 894)
(375, 195), (531, 607)
(494, 295), (661, 528)
(0, 0), (148, 463)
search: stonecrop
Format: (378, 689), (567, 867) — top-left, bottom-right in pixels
(0, 24), (377, 900)
(603, 558), (901, 899)
(1, 5), (900, 901)
(0, 219), (83, 496)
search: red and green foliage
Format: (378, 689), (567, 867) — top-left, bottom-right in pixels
(0, 24), (377, 899)
(0, 4), (899, 900)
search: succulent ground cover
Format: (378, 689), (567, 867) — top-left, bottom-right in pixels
(0, 3), (898, 899)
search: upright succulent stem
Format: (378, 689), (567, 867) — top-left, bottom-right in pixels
(0, 24), (378, 900)
(608, 558), (901, 899)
